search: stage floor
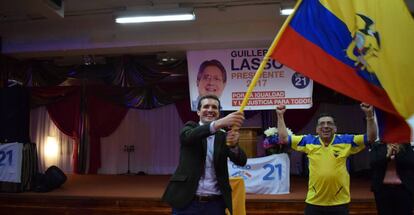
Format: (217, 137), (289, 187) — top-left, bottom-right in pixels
(0, 174), (377, 215)
(2, 174), (374, 200)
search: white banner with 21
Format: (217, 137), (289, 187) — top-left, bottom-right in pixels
(0, 142), (23, 183)
(228, 153), (290, 194)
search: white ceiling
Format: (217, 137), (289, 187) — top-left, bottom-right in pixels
(0, 0), (413, 64)
(0, 0), (292, 63)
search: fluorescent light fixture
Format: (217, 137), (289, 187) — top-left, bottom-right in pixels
(116, 14), (195, 23)
(116, 8), (195, 23)
(280, 8), (294, 15)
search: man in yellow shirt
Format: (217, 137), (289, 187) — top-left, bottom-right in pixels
(276, 103), (377, 215)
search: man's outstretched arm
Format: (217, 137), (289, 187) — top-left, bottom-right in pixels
(360, 103), (377, 143)
(276, 105), (289, 144)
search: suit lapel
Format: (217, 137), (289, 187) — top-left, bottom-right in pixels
(195, 123), (207, 157)
(213, 131), (223, 166)
(202, 138), (207, 156)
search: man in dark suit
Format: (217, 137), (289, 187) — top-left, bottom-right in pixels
(162, 94), (247, 215)
(370, 141), (414, 215)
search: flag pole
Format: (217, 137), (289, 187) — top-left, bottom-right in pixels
(227, 0), (303, 146)
(238, 0), (303, 112)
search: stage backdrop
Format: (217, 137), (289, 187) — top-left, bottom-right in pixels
(30, 102), (370, 175)
(187, 48), (313, 111)
(30, 105), (183, 174)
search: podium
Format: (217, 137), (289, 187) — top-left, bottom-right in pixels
(238, 127), (261, 158)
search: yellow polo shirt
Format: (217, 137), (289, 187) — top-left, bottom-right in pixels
(290, 134), (366, 206)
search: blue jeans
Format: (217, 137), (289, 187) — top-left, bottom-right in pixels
(172, 199), (226, 215)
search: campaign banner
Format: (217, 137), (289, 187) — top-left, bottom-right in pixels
(187, 48), (313, 111)
(0, 142), (23, 183)
(228, 154), (290, 194)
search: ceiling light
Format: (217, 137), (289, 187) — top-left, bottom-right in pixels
(115, 8), (195, 24)
(280, 8), (294, 16)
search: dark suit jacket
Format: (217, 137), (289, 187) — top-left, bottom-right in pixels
(370, 142), (414, 193)
(162, 121), (247, 214)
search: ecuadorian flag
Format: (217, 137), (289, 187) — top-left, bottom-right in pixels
(270, 0), (414, 142)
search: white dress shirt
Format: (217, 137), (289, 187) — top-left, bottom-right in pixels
(196, 121), (221, 196)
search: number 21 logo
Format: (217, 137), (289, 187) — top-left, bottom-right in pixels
(262, 163), (282, 180)
(0, 150), (13, 166)
(292, 72), (310, 89)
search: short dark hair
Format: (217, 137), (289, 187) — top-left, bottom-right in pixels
(316, 113), (336, 125)
(197, 94), (222, 111)
(197, 59), (227, 83)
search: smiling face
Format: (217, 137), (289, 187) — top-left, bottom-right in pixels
(316, 116), (337, 144)
(197, 98), (220, 124)
(197, 65), (226, 98)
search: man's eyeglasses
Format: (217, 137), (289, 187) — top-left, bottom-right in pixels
(317, 121), (335, 127)
(201, 74), (223, 82)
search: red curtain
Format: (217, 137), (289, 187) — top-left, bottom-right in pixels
(87, 91), (128, 173)
(39, 86), (128, 174)
(46, 88), (82, 173)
